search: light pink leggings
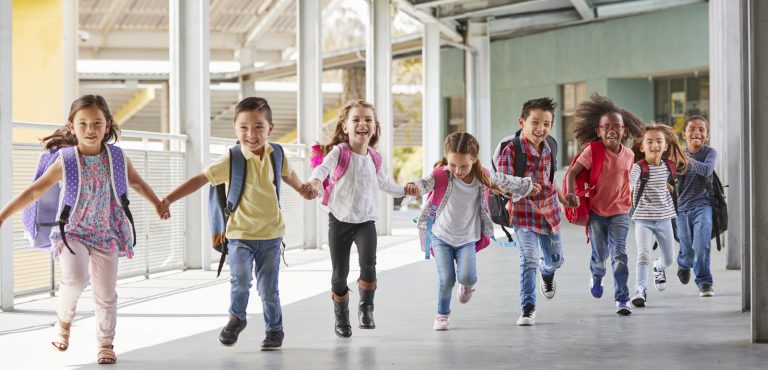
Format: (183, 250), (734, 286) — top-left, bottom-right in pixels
(56, 240), (118, 347)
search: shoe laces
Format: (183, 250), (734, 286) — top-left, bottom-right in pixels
(542, 275), (554, 292)
(522, 304), (535, 318)
(224, 318), (241, 331)
(265, 331), (282, 342)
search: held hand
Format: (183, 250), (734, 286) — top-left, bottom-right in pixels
(565, 193), (580, 208)
(299, 183), (318, 200)
(404, 183), (420, 196)
(156, 198), (171, 220)
(528, 183), (542, 197)
(310, 179), (323, 195)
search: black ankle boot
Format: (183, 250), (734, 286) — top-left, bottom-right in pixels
(332, 293), (352, 338)
(358, 284), (376, 329)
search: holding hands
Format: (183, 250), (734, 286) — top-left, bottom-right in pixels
(527, 183), (542, 197)
(157, 198), (171, 220)
(299, 181), (320, 200)
(564, 193), (579, 208)
(404, 183), (420, 196)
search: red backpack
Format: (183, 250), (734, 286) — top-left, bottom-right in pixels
(418, 167), (491, 259)
(562, 142), (606, 231)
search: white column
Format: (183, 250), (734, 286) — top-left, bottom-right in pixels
(422, 22), (442, 177)
(710, 0), (746, 271)
(169, 0), (210, 270)
(465, 21), (492, 168)
(297, 0), (322, 249)
(62, 0), (78, 113)
(0, 0), (13, 311)
(748, 0), (768, 343)
(237, 48), (256, 99)
(368, 0), (393, 236)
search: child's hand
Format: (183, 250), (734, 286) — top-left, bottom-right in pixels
(528, 183), (542, 197)
(565, 193), (579, 208)
(310, 179), (323, 196)
(156, 198), (171, 220)
(404, 183), (420, 196)
(299, 183), (318, 200)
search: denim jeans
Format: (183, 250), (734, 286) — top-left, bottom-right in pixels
(634, 219), (675, 290)
(514, 228), (564, 307)
(228, 238), (283, 332)
(432, 236), (477, 315)
(588, 212), (630, 302)
(676, 205), (714, 287)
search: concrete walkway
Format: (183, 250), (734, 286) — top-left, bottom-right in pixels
(0, 213), (766, 369)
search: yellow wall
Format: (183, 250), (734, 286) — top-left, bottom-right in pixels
(12, 0), (65, 143)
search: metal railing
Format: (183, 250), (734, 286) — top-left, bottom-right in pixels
(7, 123), (308, 297)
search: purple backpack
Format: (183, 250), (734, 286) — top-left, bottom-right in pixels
(22, 144), (135, 254)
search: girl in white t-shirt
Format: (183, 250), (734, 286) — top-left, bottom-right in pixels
(410, 132), (539, 330)
(629, 123), (688, 307)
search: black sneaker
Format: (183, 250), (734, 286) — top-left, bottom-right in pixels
(540, 273), (556, 299)
(677, 267), (691, 285)
(261, 330), (284, 351)
(699, 284), (715, 297)
(219, 316), (247, 346)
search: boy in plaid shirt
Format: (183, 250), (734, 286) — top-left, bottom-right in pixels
(496, 97), (574, 326)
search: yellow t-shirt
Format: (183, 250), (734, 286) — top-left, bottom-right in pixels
(203, 143), (291, 240)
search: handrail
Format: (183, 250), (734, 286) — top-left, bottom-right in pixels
(12, 121), (188, 142)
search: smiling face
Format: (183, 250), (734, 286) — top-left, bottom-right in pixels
(683, 118), (708, 152)
(445, 152), (477, 183)
(69, 106), (108, 154)
(640, 130), (667, 164)
(596, 112), (626, 152)
(343, 106), (377, 147)
(519, 108), (553, 150)
(234, 109), (273, 155)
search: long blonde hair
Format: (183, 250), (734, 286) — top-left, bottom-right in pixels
(320, 100), (381, 155)
(634, 122), (689, 175)
(434, 132), (504, 194)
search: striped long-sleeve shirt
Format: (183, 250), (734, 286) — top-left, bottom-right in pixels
(678, 145), (717, 212)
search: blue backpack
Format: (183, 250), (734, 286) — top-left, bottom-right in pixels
(208, 142), (284, 277)
(21, 144), (136, 254)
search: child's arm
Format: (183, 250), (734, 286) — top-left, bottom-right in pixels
(685, 148), (717, 177)
(629, 163), (641, 190)
(127, 159), (169, 220)
(491, 172), (533, 201)
(161, 173), (209, 208)
(376, 171), (406, 197)
(307, 146), (341, 197)
(282, 168), (306, 194)
(565, 162), (585, 207)
(0, 161), (63, 227)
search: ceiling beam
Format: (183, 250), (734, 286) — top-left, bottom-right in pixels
(596, 0), (706, 18)
(393, 0), (462, 42)
(489, 10), (582, 36)
(570, 0), (595, 20)
(244, 0), (293, 46)
(99, 0), (131, 46)
(439, 0), (573, 21)
(79, 48), (235, 61)
(82, 30), (242, 50)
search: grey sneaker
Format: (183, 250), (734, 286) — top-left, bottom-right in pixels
(616, 300), (632, 316)
(540, 273), (556, 299)
(699, 284), (715, 297)
(653, 260), (667, 291)
(631, 288), (647, 308)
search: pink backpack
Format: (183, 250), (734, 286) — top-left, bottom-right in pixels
(310, 142), (382, 206)
(419, 166), (492, 259)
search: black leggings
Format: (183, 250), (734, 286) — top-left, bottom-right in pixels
(329, 213), (378, 296)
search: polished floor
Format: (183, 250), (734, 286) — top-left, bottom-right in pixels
(0, 213), (766, 369)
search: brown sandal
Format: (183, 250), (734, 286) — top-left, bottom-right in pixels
(97, 345), (117, 365)
(51, 320), (71, 351)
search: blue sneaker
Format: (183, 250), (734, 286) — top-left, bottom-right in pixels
(589, 275), (603, 298)
(616, 300), (632, 316)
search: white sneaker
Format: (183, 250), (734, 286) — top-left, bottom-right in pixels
(458, 284), (475, 304)
(516, 304), (536, 326)
(433, 315), (450, 330)
(631, 288), (647, 308)
(653, 260), (667, 291)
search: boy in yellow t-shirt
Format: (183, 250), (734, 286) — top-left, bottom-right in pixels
(162, 97), (311, 350)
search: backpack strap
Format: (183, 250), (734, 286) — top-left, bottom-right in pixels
(321, 143), (351, 206)
(226, 145), (247, 213)
(632, 159), (650, 210)
(105, 144), (137, 248)
(58, 147), (81, 255)
(424, 167), (449, 259)
(588, 142), (606, 190)
(546, 136), (558, 184)
(368, 147), (382, 174)
(512, 136), (527, 178)
(664, 159), (679, 214)
(269, 143), (284, 202)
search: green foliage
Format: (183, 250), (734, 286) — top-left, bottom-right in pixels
(393, 146), (423, 184)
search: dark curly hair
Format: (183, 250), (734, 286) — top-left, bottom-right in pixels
(570, 93), (644, 146)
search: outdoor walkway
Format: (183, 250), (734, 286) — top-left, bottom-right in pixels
(0, 213), (766, 369)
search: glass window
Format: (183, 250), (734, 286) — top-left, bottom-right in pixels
(561, 81), (587, 165)
(653, 74), (709, 134)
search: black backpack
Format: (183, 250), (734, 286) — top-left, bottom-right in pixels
(490, 129), (557, 241)
(676, 145), (728, 251)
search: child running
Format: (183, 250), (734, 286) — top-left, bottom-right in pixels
(306, 100), (418, 338)
(161, 97), (310, 350)
(495, 97), (574, 326)
(565, 93), (644, 315)
(629, 123), (688, 307)
(0, 95), (169, 364)
(412, 132), (539, 330)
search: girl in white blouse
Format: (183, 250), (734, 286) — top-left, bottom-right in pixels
(307, 100), (418, 338)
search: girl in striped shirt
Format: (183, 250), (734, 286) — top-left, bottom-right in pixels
(629, 123), (688, 307)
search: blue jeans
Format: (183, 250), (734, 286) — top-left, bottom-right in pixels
(676, 205), (713, 287)
(588, 212), (630, 302)
(228, 238), (283, 332)
(432, 236), (477, 315)
(514, 228), (564, 307)
(634, 219), (675, 290)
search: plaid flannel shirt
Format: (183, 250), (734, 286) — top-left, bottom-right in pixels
(496, 136), (561, 235)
